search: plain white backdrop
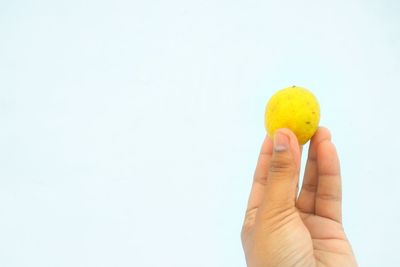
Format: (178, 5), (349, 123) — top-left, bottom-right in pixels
(1, 0), (399, 266)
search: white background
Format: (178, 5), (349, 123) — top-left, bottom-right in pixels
(1, 1), (399, 266)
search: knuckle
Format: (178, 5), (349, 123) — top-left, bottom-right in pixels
(316, 192), (341, 202)
(302, 182), (318, 193)
(253, 174), (268, 185)
(269, 155), (295, 175)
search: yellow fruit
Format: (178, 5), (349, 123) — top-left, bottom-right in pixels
(265, 86), (320, 145)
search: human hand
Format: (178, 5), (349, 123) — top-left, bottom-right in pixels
(241, 128), (357, 267)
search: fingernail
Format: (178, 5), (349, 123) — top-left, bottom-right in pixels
(274, 131), (290, 152)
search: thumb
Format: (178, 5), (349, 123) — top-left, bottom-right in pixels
(262, 129), (301, 209)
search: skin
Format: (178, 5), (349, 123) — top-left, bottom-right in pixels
(241, 127), (358, 267)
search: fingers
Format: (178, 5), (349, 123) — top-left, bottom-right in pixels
(245, 135), (273, 212)
(296, 127), (331, 213)
(260, 129), (301, 210)
(315, 140), (342, 223)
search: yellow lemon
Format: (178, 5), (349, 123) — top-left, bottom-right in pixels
(265, 86), (320, 145)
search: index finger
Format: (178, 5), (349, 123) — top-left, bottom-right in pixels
(245, 135), (273, 212)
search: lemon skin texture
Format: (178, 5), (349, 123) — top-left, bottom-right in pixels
(265, 86), (320, 145)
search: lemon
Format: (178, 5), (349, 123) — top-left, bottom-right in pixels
(265, 86), (320, 145)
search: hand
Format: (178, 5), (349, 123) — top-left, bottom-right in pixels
(241, 128), (358, 267)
